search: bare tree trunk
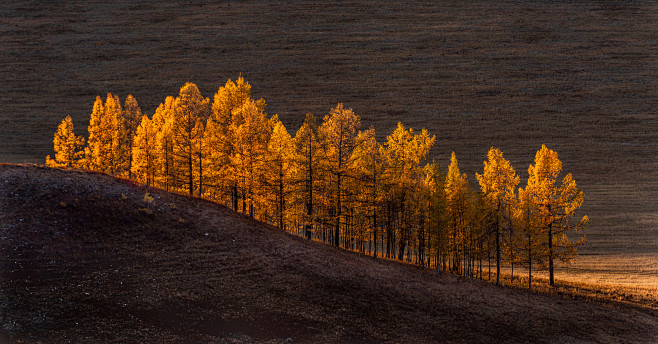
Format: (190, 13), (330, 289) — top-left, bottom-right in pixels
(386, 203), (391, 259)
(232, 185), (238, 211)
(279, 174), (284, 230)
(335, 172), (341, 247)
(164, 148), (170, 192)
(528, 235), (532, 289)
(188, 153), (193, 195)
(488, 253), (491, 281)
(548, 220), (554, 286)
(306, 148), (313, 240)
(373, 183), (377, 258)
(496, 219), (500, 285)
(198, 151), (203, 197)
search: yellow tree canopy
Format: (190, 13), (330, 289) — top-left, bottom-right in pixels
(445, 152), (469, 214)
(46, 115), (85, 168)
(319, 103), (362, 172)
(268, 119), (295, 173)
(123, 94), (142, 138)
(172, 82), (210, 194)
(383, 123), (435, 181)
(266, 119), (296, 228)
(476, 147), (519, 211)
(131, 115), (157, 185)
(154, 97), (177, 190)
(229, 99), (271, 213)
(293, 114), (322, 177)
(101, 93), (124, 174)
(85, 96), (105, 170)
(211, 76), (265, 128)
(353, 127), (385, 179)
(525, 145), (588, 270)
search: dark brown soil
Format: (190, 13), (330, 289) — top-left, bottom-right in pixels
(1, 164), (656, 343)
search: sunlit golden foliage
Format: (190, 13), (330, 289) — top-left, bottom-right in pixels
(47, 78), (587, 285)
(266, 118), (296, 229)
(46, 115), (85, 168)
(476, 147), (519, 284)
(523, 145), (588, 286)
(205, 77), (265, 207)
(172, 82), (210, 195)
(84, 96), (105, 170)
(444, 152), (471, 272)
(318, 103), (362, 246)
(131, 115), (158, 185)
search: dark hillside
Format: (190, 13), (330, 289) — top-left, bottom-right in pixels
(1, 164), (656, 343)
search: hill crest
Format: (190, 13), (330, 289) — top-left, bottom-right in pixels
(1, 164), (656, 343)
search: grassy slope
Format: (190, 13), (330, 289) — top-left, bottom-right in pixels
(1, 164), (657, 343)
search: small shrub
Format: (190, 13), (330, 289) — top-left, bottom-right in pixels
(143, 192), (154, 205)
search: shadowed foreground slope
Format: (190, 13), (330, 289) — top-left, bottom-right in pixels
(1, 164), (656, 343)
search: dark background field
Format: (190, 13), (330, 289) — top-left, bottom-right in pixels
(1, 1), (656, 279)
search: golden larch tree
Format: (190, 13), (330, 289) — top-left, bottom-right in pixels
(318, 103), (362, 247)
(229, 99), (271, 217)
(210, 76), (265, 129)
(292, 113), (323, 240)
(152, 96), (177, 191)
(475, 147), (519, 285)
(84, 96), (105, 170)
(266, 118), (296, 230)
(105, 93), (123, 174)
(46, 115), (85, 168)
(131, 115), (158, 186)
(515, 185), (545, 289)
(90, 93), (126, 174)
(423, 160), (449, 271)
(445, 152), (471, 274)
(172, 83), (210, 194)
(205, 77), (265, 207)
(524, 145), (588, 286)
(352, 128), (386, 257)
(381, 122), (435, 260)
(123, 94), (143, 178)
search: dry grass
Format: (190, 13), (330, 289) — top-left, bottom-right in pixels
(1, 164), (657, 343)
(0, 0), (657, 295)
(484, 268), (658, 311)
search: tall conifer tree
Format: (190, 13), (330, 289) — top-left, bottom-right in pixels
(524, 145), (588, 286)
(206, 77), (265, 207)
(132, 115), (157, 186)
(46, 115), (85, 168)
(319, 104), (362, 247)
(123, 94), (143, 177)
(293, 114), (323, 240)
(85, 96), (105, 170)
(352, 128), (385, 257)
(267, 119), (295, 230)
(476, 147), (519, 285)
(229, 99), (270, 217)
(172, 83), (210, 194)
(445, 152), (470, 274)
(153, 96), (177, 191)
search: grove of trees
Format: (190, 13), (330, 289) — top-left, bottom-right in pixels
(47, 77), (588, 288)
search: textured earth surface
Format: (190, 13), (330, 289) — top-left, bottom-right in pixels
(1, 164), (657, 343)
(0, 1), (656, 279)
